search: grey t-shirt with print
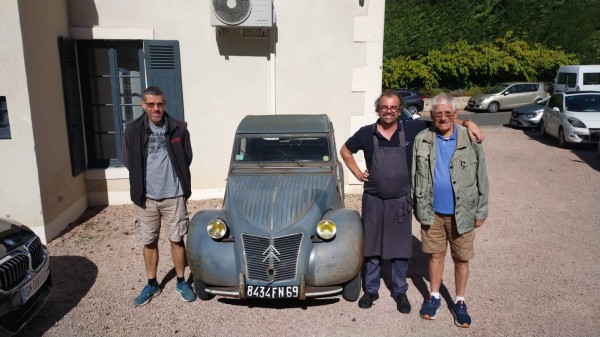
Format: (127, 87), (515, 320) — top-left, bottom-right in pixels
(145, 120), (183, 200)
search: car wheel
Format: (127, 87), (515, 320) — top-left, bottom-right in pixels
(193, 278), (215, 300)
(406, 105), (419, 116)
(558, 127), (569, 148)
(341, 272), (361, 302)
(487, 102), (500, 113)
(539, 120), (546, 137)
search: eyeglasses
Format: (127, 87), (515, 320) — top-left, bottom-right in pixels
(144, 102), (166, 109)
(379, 105), (400, 112)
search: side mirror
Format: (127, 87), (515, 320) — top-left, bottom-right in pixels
(552, 107), (561, 113)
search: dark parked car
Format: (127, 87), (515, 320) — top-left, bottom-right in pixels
(395, 89), (424, 116)
(0, 218), (51, 335)
(509, 96), (550, 129)
(186, 114), (363, 301)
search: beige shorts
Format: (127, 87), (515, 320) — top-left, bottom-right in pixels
(134, 196), (189, 245)
(421, 213), (475, 261)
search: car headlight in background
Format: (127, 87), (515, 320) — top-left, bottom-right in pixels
(566, 117), (586, 128)
(316, 219), (336, 240)
(525, 112), (540, 118)
(207, 218), (228, 239)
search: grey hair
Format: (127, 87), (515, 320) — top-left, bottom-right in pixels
(431, 93), (456, 113)
(143, 86), (167, 101)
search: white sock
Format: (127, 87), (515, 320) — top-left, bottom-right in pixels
(455, 296), (465, 303)
(431, 292), (440, 299)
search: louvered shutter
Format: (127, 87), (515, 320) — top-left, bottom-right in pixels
(144, 40), (184, 120)
(58, 37), (86, 176)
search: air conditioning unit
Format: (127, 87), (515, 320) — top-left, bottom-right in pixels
(211, 0), (273, 28)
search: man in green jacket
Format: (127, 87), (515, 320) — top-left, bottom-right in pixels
(411, 93), (489, 328)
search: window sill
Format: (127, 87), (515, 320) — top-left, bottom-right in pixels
(85, 167), (129, 180)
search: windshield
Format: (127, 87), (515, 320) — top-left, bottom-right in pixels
(235, 135), (331, 163)
(565, 94), (600, 112)
(484, 84), (509, 94)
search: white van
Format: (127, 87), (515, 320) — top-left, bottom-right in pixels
(554, 65), (600, 93)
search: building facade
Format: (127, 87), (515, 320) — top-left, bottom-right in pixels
(0, 0), (384, 243)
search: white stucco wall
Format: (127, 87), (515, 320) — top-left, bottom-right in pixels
(67, 0), (385, 203)
(0, 1), (46, 240)
(2, 0), (385, 242)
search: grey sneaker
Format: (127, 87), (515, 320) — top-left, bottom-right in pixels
(176, 281), (197, 302)
(132, 284), (161, 307)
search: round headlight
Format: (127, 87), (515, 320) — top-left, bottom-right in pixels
(317, 219), (336, 240)
(207, 218), (228, 239)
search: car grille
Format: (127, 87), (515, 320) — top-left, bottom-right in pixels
(0, 254), (28, 291)
(27, 237), (44, 269)
(242, 233), (303, 282)
(0, 237), (46, 291)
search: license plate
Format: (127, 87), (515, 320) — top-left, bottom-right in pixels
(244, 285), (299, 299)
(20, 264), (49, 303)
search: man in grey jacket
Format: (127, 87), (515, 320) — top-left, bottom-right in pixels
(411, 93), (488, 328)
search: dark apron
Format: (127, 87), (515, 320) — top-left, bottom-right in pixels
(362, 123), (413, 259)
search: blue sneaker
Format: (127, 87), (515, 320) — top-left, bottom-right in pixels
(452, 300), (472, 328)
(132, 284), (161, 307)
(419, 296), (442, 320)
(176, 281), (197, 302)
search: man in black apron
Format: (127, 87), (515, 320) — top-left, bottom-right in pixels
(340, 90), (484, 314)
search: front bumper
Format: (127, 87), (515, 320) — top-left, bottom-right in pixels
(0, 254), (52, 335)
(186, 208), (363, 300)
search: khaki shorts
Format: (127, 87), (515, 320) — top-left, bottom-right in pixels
(134, 196), (189, 245)
(421, 213), (475, 261)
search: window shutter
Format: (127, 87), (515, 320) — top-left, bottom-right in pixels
(58, 37), (86, 176)
(144, 40), (184, 120)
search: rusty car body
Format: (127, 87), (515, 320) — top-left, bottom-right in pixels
(186, 114), (363, 301)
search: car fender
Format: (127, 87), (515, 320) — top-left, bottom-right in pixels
(186, 210), (238, 286)
(307, 208), (363, 286)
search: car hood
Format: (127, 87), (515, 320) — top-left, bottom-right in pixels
(565, 111), (600, 125)
(0, 218), (34, 257)
(224, 174), (337, 233)
(514, 103), (545, 114)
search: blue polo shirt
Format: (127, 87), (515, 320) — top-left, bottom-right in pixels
(433, 125), (457, 214)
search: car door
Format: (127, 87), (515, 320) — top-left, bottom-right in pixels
(545, 94), (563, 137)
(501, 84), (524, 109)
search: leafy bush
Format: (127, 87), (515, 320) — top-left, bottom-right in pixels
(383, 33), (579, 91)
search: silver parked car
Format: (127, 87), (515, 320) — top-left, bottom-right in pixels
(540, 91), (600, 147)
(468, 82), (549, 113)
(509, 96), (550, 129)
(186, 114), (363, 301)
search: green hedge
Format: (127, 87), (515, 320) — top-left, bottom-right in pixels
(382, 33), (579, 91)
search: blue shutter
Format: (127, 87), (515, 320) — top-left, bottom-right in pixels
(58, 37), (86, 176)
(144, 40), (184, 120)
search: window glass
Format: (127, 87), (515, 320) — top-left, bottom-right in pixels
(235, 136), (331, 163)
(0, 96), (10, 139)
(78, 41), (143, 167)
(583, 73), (600, 85)
(557, 73), (577, 87)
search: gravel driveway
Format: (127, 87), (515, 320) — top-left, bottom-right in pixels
(16, 126), (600, 337)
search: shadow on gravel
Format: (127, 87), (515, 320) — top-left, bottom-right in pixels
(52, 206), (108, 240)
(380, 235), (455, 315)
(218, 297), (339, 309)
(16, 256), (98, 337)
(504, 124), (600, 172)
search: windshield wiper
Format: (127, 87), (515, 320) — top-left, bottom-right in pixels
(238, 149), (263, 167)
(276, 149), (303, 167)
